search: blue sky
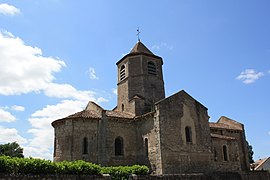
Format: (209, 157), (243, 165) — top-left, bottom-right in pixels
(0, 0), (269, 160)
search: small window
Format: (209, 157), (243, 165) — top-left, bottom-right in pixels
(115, 136), (124, 156)
(185, 126), (192, 143)
(223, 145), (228, 161)
(145, 138), (149, 157)
(83, 137), (88, 154)
(120, 65), (126, 80)
(121, 104), (124, 111)
(53, 137), (56, 157)
(214, 147), (217, 161)
(148, 61), (157, 75)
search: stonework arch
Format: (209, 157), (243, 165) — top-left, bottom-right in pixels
(115, 136), (124, 156)
(181, 104), (196, 145)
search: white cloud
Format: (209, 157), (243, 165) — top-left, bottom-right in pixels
(31, 100), (86, 120)
(0, 30), (65, 95)
(236, 69), (264, 84)
(0, 3), (20, 16)
(112, 88), (117, 95)
(0, 109), (16, 122)
(0, 30), (109, 159)
(26, 99), (87, 159)
(11, 105), (25, 112)
(97, 97), (109, 103)
(0, 126), (27, 144)
(88, 67), (99, 80)
(152, 42), (173, 51)
(44, 83), (96, 101)
(23, 145), (52, 160)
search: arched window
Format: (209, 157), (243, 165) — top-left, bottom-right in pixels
(83, 137), (88, 154)
(115, 136), (124, 156)
(185, 126), (192, 143)
(148, 61), (157, 75)
(223, 145), (228, 161)
(144, 138), (149, 157)
(120, 65), (126, 81)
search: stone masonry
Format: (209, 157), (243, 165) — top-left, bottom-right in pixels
(52, 41), (250, 174)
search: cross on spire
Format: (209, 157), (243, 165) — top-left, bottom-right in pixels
(137, 27), (141, 42)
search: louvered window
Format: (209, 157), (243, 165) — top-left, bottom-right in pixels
(148, 61), (157, 75)
(120, 65), (126, 80)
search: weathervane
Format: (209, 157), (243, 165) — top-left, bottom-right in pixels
(137, 27), (141, 42)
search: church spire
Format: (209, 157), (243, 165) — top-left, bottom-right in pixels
(130, 41), (154, 55)
(137, 27), (141, 42)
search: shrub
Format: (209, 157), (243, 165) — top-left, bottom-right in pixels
(0, 156), (149, 179)
(101, 165), (149, 180)
(56, 160), (101, 175)
(0, 156), (19, 173)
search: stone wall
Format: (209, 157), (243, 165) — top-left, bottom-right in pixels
(53, 116), (139, 166)
(216, 117), (250, 171)
(135, 113), (157, 172)
(1, 172), (269, 180)
(211, 137), (241, 171)
(53, 118), (99, 163)
(116, 54), (165, 116)
(102, 118), (137, 166)
(154, 90), (213, 174)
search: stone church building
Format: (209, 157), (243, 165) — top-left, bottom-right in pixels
(52, 41), (250, 174)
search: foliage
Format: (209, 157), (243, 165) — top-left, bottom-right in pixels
(0, 156), (149, 179)
(101, 165), (149, 180)
(56, 160), (101, 175)
(247, 140), (254, 163)
(0, 142), (24, 158)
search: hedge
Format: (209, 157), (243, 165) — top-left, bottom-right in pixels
(0, 156), (148, 179)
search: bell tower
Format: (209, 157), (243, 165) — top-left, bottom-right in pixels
(115, 41), (165, 115)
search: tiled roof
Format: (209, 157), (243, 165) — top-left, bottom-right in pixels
(116, 41), (162, 65)
(106, 110), (134, 119)
(209, 122), (243, 131)
(254, 157), (270, 170)
(130, 41), (154, 55)
(66, 110), (101, 119)
(210, 133), (236, 140)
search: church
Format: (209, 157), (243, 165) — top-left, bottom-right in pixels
(52, 40), (250, 174)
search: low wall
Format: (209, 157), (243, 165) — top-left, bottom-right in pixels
(0, 174), (110, 180)
(133, 172), (269, 180)
(0, 171), (269, 180)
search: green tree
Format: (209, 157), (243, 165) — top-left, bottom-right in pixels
(247, 140), (254, 163)
(0, 142), (24, 158)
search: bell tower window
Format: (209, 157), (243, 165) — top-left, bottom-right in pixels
(148, 61), (157, 75)
(120, 65), (126, 81)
